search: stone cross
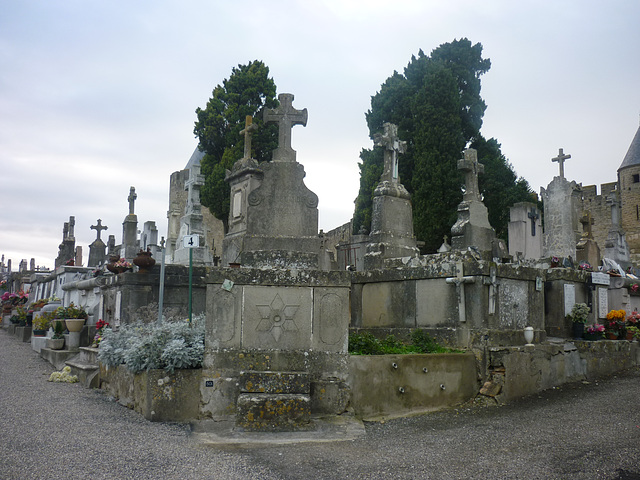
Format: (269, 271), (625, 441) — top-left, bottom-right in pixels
(483, 266), (501, 315)
(127, 187), (137, 215)
(580, 212), (595, 239)
(63, 222), (69, 240)
(263, 93), (308, 162)
(528, 208), (539, 236)
(445, 261), (476, 323)
(458, 148), (484, 202)
(606, 192), (621, 227)
(374, 122), (406, 183)
(240, 115), (258, 160)
(185, 164), (205, 214)
(91, 219), (108, 241)
(552, 148), (571, 179)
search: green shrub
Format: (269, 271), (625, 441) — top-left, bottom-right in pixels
(349, 330), (457, 355)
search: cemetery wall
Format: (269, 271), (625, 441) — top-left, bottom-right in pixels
(580, 182), (616, 253)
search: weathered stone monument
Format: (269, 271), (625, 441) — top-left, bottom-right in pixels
(364, 122), (419, 269)
(173, 162), (214, 266)
(55, 216), (76, 268)
(541, 148), (581, 259)
(576, 211), (601, 267)
(451, 148), (495, 251)
(508, 202), (543, 260)
(88, 219), (108, 267)
(604, 190), (631, 269)
(203, 94), (350, 431)
(121, 187), (139, 261)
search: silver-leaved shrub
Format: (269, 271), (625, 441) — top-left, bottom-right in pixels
(98, 314), (205, 373)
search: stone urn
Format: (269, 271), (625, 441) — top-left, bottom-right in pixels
(65, 319), (85, 332)
(133, 249), (156, 273)
(46, 338), (65, 350)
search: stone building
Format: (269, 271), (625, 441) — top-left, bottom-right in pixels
(617, 124), (640, 263)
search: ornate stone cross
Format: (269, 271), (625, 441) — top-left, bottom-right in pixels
(528, 208), (539, 236)
(240, 115), (258, 160)
(91, 219), (108, 241)
(128, 186), (137, 215)
(263, 93), (308, 162)
(458, 148), (484, 202)
(374, 122), (406, 183)
(552, 148), (571, 179)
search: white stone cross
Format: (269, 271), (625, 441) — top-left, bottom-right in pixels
(374, 122), (406, 183)
(91, 219), (108, 241)
(240, 115), (258, 160)
(263, 93), (308, 162)
(445, 261), (476, 323)
(482, 266), (500, 315)
(552, 148), (571, 179)
(458, 148), (484, 201)
(127, 187), (137, 215)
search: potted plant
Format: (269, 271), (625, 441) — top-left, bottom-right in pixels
(567, 303), (590, 339)
(32, 310), (54, 336)
(46, 320), (65, 350)
(55, 303), (88, 332)
(91, 319), (110, 347)
(107, 258), (132, 274)
(605, 309), (626, 339)
(626, 311), (640, 340)
(15, 306), (27, 327)
(584, 323), (605, 341)
(627, 325), (640, 341)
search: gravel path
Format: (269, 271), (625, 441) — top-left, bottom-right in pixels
(2, 328), (640, 479)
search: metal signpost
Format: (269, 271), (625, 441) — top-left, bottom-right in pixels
(183, 234), (199, 323)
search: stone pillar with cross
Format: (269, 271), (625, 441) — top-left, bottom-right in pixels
(507, 202), (543, 260)
(364, 122), (419, 269)
(451, 148), (495, 252)
(88, 219), (109, 267)
(603, 190), (631, 269)
(121, 186), (139, 262)
(445, 261), (476, 323)
(263, 93), (308, 163)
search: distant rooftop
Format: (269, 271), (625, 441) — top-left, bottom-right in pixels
(185, 146), (205, 170)
(618, 124), (640, 170)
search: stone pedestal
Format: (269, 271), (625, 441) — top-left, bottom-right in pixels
(541, 177), (581, 259)
(122, 215), (138, 262)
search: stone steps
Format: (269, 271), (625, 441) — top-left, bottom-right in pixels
(235, 370), (311, 432)
(65, 347), (100, 388)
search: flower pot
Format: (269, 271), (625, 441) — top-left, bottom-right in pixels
(133, 250), (156, 273)
(572, 322), (585, 339)
(46, 338), (65, 350)
(65, 319), (85, 332)
(584, 332), (601, 341)
(106, 264), (129, 274)
(606, 332), (618, 340)
(524, 327), (534, 345)
(32, 329), (47, 336)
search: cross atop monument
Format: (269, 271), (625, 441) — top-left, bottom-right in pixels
(91, 219), (108, 241)
(263, 93), (308, 162)
(127, 186), (137, 215)
(552, 148), (571, 179)
(240, 115), (258, 160)
(457, 148), (484, 201)
(374, 122), (406, 183)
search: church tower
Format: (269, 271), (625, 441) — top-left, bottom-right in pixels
(617, 123), (640, 263)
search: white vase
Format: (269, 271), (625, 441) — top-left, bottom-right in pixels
(524, 326), (534, 345)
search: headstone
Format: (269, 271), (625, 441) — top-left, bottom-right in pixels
(604, 190), (631, 269)
(88, 219), (108, 267)
(19, 260), (27, 272)
(54, 216), (76, 268)
(231, 94), (320, 269)
(29, 258), (35, 271)
(364, 123), (419, 269)
(576, 211), (600, 268)
(121, 187), (139, 261)
(107, 235), (116, 256)
(541, 148), (581, 259)
(508, 202), (543, 260)
(451, 148), (495, 251)
(141, 221), (160, 258)
(173, 164), (213, 266)
(75, 246), (83, 267)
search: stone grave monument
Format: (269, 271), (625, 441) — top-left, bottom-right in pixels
(604, 190), (631, 270)
(121, 187), (139, 261)
(541, 148), (582, 260)
(88, 219), (108, 267)
(451, 148), (495, 251)
(172, 162), (213, 266)
(508, 202), (543, 260)
(363, 122), (419, 269)
(203, 94), (350, 432)
(55, 216), (76, 268)
(576, 211), (601, 268)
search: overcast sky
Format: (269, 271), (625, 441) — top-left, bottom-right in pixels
(2, 0), (639, 270)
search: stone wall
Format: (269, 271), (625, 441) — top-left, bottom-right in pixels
(618, 165), (640, 260)
(580, 182), (616, 252)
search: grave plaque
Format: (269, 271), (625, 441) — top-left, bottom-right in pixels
(598, 287), (608, 319)
(563, 283), (576, 316)
(591, 272), (611, 286)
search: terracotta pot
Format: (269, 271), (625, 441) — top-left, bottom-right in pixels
(65, 318), (85, 332)
(606, 332), (618, 340)
(133, 250), (156, 273)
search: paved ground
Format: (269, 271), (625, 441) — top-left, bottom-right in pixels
(1, 329), (640, 480)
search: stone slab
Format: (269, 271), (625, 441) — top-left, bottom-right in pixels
(236, 393), (311, 431)
(239, 371), (310, 394)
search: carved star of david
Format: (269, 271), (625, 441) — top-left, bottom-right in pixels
(256, 294), (299, 342)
